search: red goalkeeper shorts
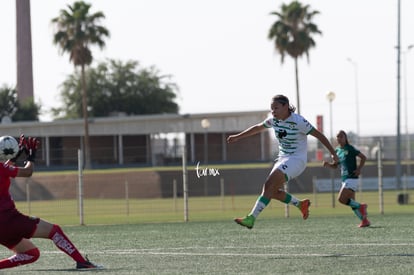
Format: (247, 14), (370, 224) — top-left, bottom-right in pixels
(0, 208), (40, 249)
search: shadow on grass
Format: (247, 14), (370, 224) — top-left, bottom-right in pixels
(20, 267), (112, 273)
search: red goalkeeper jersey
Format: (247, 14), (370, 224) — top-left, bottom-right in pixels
(0, 162), (19, 211)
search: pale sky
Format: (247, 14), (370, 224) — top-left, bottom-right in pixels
(0, 0), (413, 138)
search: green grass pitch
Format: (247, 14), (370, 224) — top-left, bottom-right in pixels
(1, 192), (414, 274)
(1, 214), (414, 274)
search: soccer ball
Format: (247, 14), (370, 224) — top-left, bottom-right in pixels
(0, 136), (19, 161)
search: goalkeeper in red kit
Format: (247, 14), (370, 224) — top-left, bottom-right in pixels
(0, 135), (102, 270)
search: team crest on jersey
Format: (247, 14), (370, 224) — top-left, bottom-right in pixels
(284, 120), (297, 130)
(278, 129), (288, 138)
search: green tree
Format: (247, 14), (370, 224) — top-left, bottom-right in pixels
(51, 1), (110, 168)
(0, 86), (18, 120)
(268, 1), (321, 114)
(0, 85), (40, 122)
(52, 59), (179, 119)
(12, 99), (41, 122)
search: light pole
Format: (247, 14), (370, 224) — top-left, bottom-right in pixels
(326, 92), (336, 144)
(201, 118), (211, 164)
(201, 118), (210, 196)
(347, 58), (360, 145)
(396, 0), (402, 189)
(326, 91), (336, 208)
(403, 45), (413, 183)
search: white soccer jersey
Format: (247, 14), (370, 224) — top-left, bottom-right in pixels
(263, 113), (314, 161)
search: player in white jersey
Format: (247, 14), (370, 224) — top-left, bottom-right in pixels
(227, 95), (338, 229)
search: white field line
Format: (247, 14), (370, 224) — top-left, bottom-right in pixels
(31, 242), (414, 257)
(38, 251), (414, 258)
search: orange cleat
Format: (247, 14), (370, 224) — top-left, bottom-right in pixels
(299, 199), (311, 220)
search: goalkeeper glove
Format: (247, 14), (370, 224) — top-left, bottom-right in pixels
(24, 136), (40, 163)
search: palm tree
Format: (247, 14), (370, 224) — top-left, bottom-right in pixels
(268, 1), (321, 114)
(51, 1), (109, 168)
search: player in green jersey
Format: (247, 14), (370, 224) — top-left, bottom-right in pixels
(323, 130), (370, 227)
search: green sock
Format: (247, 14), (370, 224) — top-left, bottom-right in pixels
(352, 208), (363, 220)
(259, 196), (271, 205)
(249, 196), (270, 218)
(282, 193), (300, 207)
(348, 199), (363, 220)
(283, 193), (292, 204)
(347, 199), (361, 209)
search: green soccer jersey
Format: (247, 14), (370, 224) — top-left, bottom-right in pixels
(336, 144), (361, 181)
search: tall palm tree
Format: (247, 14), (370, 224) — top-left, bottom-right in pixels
(268, 1), (321, 114)
(51, 1), (109, 168)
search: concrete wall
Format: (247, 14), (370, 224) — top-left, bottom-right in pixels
(11, 162), (412, 201)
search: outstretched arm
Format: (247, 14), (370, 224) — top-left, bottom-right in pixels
(5, 159), (34, 177)
(309, 128), (339, 163)
(227, 123), (266, 143)
(17, 161), (34, 177)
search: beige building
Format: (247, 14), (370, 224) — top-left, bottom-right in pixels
(0, 111), (271, 168)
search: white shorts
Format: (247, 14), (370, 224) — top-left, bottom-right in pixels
(341, 178), (359, 192)
(270, 156), (306, 181)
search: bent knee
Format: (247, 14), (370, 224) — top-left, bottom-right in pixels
(338, 197), (348, 205)
(25, 248), (40, 264)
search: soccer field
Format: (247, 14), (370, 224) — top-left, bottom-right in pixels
(1, 213), (414, 274)
(12, 190), (414, 225)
